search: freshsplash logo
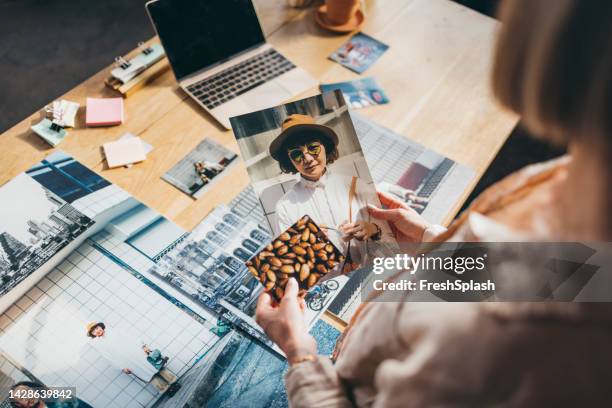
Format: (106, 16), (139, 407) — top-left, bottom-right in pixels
(372, 253), (488, 275)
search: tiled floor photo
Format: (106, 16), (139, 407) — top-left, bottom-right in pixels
(0, 240), (220, 407)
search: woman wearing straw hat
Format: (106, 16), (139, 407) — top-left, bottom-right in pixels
(270, 113), (392, 270)
(86, 322), (178, 394)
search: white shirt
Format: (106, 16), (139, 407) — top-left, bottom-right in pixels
(275, 171), (394, 266)
(92, 330), (158, 381)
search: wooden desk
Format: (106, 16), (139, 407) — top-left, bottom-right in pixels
(0, 0), (518, 230)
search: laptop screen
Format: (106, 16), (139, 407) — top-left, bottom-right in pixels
(147, 0), (266, 80)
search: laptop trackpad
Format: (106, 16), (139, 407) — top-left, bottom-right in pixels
(240, 80), (291, 111)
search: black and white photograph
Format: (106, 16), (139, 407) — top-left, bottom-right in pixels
(0, 173), (94, 296)
(162, 138), (238, 199)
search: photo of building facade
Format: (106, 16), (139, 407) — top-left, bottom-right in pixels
(0, 174), (94, 297)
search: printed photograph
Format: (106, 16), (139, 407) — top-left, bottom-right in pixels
(319, 113), (477, 322)
(246, 215), (344, 303)
(328, 32), (389, 74)
(0, 153), (222, 408)
(230, 90), (399, 277)
(0, 172), (94, 297)
(171, 319), (341, 408)
(320, 77), (389, 109)
(351, 112), (476, 223)
(1, 147), (428, 406)
(162, 138), (238, 199)
(148, 200), (275, 347)
(147, 189), (345, 354)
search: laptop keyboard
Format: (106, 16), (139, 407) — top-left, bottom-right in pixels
(417, 158), (453, 199)
(186, 49), (296, 110)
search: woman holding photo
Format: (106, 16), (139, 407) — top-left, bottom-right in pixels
(271, 113), (393, 270)
(256, 0), (612, 406)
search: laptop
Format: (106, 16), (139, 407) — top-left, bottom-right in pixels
(146, 0), (318, 129)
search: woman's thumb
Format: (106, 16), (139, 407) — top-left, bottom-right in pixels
(284, 277), (299, 298)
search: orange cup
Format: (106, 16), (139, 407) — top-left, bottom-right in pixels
(325, 0), (359, 26)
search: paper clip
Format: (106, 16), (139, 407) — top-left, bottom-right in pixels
(115, 56), (131, 70)
(49, 122), (63, 132)
(138, 41), (154, 56)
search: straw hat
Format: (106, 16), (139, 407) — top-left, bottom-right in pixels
(86, 321), (104, 337)
(269, 114), (339, 162)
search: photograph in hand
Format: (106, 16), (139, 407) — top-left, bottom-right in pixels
(246, 215), (344, 302)
(230, 90), (400, 277)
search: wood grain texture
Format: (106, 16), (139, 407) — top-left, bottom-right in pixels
(0, 0), (518, 231)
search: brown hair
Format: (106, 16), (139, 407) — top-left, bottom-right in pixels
(277, 134), (339, 174)
(492, 1), (612, 150)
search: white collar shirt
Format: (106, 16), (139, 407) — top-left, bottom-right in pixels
(275, 171), (394, 265)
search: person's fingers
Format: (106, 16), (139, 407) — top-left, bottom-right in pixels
(342, 224), (362, 235)
(284, 277), (299, 299)
(298, 296), (306, 311)
(409, 203), (425, 211)
(377, 191), (407, 209)
(338, 221), (354, 233)
(354, 230), (367, 240)
(413, 196), (429, 204)
(367, 206), (402, 222)
(255, 293), (274, 328)
(256, 292), (274, 314)
(339, 222), (353, 231)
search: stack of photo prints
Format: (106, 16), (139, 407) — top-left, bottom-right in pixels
(0, 91), (474, 407)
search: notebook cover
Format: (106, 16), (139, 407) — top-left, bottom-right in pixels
(86, 97), (124, 126)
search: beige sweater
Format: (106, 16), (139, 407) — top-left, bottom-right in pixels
(285, 157), (612, 407)
(287, 301), (612, 407)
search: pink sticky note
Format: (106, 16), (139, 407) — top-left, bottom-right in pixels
(103, 137), (146, 168)
(86, 97), (124, 127)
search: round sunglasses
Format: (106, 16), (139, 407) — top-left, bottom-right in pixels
(288, 142), (322, 163)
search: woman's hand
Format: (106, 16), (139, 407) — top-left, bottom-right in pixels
(367, 191), (432, 243)
(339, 220), (379, 241)
(255, 278), (317, 363)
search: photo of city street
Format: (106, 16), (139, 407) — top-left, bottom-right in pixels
(148, 189), (278, 348)
(0, 173), (94, 296)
